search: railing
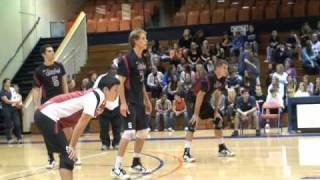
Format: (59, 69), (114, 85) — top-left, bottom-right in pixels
(22, 12), (88, 132)
(0, 17), (40, 78)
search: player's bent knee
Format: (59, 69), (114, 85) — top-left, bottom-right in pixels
(60, 153), (74, 171)
(136, 129), (149, 139)
(122, 130), (136, 140)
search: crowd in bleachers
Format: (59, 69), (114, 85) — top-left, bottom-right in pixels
(73, 20), (320, 134)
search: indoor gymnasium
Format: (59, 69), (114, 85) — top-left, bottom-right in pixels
(1, 0), (320, 180)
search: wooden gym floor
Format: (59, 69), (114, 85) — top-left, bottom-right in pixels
(1, 129), (320, 180)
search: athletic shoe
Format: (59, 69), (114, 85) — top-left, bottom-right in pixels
(164, 128), (168, 132)
(130, 158), (150, 174)
(231, 130), (239, 137)
(7, 139), (14, 144)
(154, 129), (159, 132)
(111, 168), (130, 180)
(17, 139), (23, 144)
(184, 127), (188, 131)
(218, 144), (235, 157)
(46, 160), (56, 169)
(113, 145), (119, 150)
(168, 127), (174, 132)
(101, 145), (109, 151)
(75, 159), (82, 166)
(256, 129), (261, 136)
(183, 148), (196, 163)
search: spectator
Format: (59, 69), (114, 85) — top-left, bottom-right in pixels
(169, 43), (183, 66)
(231, 31), (245, 55)
(255, 85), (266, 112)
(286, 76), (297, 105)
(180, 64), (195, 84)
(179, 28), (192, 49)
(312, 33), (320, 55)
(272, 64), (288, 89)
(314, 77), (320, 95)
(205, 60), (215, 74)
(221, 32), (232, 57)
(232, 88), (260, 136)
(226, 88), (237, 128)
(81, 78), (89, 91)
(225, 69), (241, 94)
(212, 43), (225, 59)
(246, 25), (259, 55)
(285, 30), (300, 58)
(151, 39), (161, 55)
(166, 74), (179, 101)
(177, 56), (187, 74)
(295, 82), (310, 97)
(147, 66), (164, 100)
(67, 77), (76, 92)
(243, 71), (256, 96)
(170, 93), (189, 131)
(272, 42), (289, 65)
(301, 22), (313, 45)
(301, 40), (319, 73)
(155, 94), (172, 131)
(268, 76), (285, 103)
(0, 78), (22, 144)
(151, 54), (166, 73)
(187, 42), (201, 66)
(243, 51), (260, 84)
(163, 65), (179, 86)
(200, 40), (212, 63)
(193, 29), (206, 46)
(266, 87), (284, 109)
(265, 30), (280, 62)
(302, 75), (314, 95)
(284, 59), (297, 80)
(86, 71), (97, 89)
(265, 65), (275, 87)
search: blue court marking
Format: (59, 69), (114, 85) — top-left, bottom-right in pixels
(4, 152), (164, 180)
(2, 132), (320, 145)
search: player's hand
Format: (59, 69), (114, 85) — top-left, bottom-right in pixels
(189, 114), (200, 126)
(66, 146), (77, 161)
(120, 103), (130, 117)
(146, 99), (152, 114)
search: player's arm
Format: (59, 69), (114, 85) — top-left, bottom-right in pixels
(62, 75), (68, 94)
(193, 90), (205, 117)
(32, 88), (41, 107)
(143, 85), (152, 113)
(1, 96), (18, 105)
(213, 89), (222, 116)
(68, 113), (92, 160)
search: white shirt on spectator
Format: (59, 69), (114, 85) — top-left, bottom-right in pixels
(268, 84), (285, 99)
(312, 41), (320, 55)
(295, 90), (310, 97)
(266, 93), (284, 108)
(272, 72), (288, 85)
(147, 72), (163, 88)
(155, 99), (172, 112)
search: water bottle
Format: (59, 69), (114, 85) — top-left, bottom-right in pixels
(265, 123), (270, 133)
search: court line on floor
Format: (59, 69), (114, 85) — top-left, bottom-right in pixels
(3, 133), (320, 146)
(0, 151), (164, 180)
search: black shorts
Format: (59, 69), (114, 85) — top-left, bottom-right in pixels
(34, 110), (68, 154)
(199, 102), (215, 120)
(122, 103), (148, 131)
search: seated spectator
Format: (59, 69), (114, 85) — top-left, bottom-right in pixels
(268, 76), (285, 102)
(238, 45), (252, 76)
(166, 74), (179, 101)
(302, 40), (320, 74)
(231, 31), (245, 55)
(147, 66), (164, 100)
(225, 69), (242, 94)
(266, 88), (284, 109)
(169, 43), (183, 66)
(300, 22), (313, 45)
(284, 59), (297, 80)
(266, 30), (280, 62)
(187, 42), (201, 66)
(151, 39), (161, 55)
(86, 71), (97, 89)
(302, 75), (314, 95)
(193, 29), (206, 47)
(200, 40), (213, 63)
(205, 60), (215, 74)
(226, 88), (237, 128)
(221, 32), (232, 57)
(177, 57), (187, 74)
(212, 43), (225, 59)
(295, 82), (310, 97)
(255, 85), (266, 113)
(243, 71), (256, 96)
(180, 64), (195, 84)
(67, 77), (76, 92)
(155, 94), (172, 131)
(162, 65), (178, 87)
(232, 88), (260, 137)
(272, 64), (288, 89)
(265, 65), (275, 87)
(81, 78), (89, 91)
(243, 51), (260, 83)
(170, 93), (189, 131)
(312, 33), (320, 56)
(285, 30), (301, 58)
(246, 25), (259, 55)
(314, 77), (320, 95)
(272, 42), (289, 65)
(286, 75), (297, 105)
(179, 28), (192, 49)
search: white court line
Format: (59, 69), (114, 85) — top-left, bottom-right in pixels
(0, 151), (108, 179)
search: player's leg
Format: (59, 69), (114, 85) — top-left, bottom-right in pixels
(231, 112), (241, 137)
(112, 104), (136, 179)
(183, 119), (196, 163)
(100, 112), (111, 150)
(110, 108), (122, 149)
(130, 104), (150, 174)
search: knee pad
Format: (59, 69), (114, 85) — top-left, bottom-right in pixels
(136, 129), (149, 139)
(60, 153), (74, 170)
(213, 117), (223, 130)
(121, 130), (136, 140)
(187, 123), (196, 132)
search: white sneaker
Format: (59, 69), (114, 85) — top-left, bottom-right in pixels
(168, 127), (174, 132)
(218, 145), (235, 157)
(154, 129), (159, 132)
(101, 145), (109, 151)
(111, 168), (130, 180)
(183, 149), (196, 163)
(130, 163), (150, 174)
(184, 127), (188, 131)
(46, 160), (56, 169)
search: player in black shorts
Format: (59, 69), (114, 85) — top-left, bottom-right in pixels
(183, 60), (235, 163)
(111, 29), (152, 179)
(32, 44), (68, 169)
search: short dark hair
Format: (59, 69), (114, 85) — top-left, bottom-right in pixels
(97, 74), (120, 90)
(242, 88), (249, 94)
(215, 59), (228, 68)
(40, 44), (53, 55)
(2, 78), (10, 89)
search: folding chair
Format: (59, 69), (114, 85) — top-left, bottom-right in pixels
(259, 102), (282, 133)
